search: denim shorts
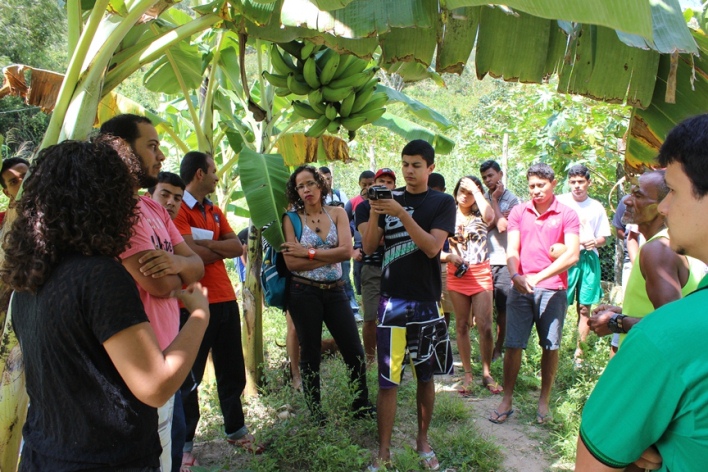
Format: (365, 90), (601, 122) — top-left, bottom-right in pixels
(505, 287), (568, 350)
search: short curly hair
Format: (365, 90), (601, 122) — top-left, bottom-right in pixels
(1, 137), (138, 293)
(285, 165), (330, 211)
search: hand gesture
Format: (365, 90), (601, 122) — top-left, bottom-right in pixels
(370, 198), (405, 218)
(174, 283), (210, 321)
(492, 182), (505, 200)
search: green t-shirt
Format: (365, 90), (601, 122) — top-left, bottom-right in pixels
(580, 274), (708, 470)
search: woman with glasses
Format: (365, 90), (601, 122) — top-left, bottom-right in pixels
(442, 176), (500, 396)
(281, 165), (373, 421)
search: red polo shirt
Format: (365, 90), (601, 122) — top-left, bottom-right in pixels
(507, 196), (580, 290)
(175, 191), (236, 304)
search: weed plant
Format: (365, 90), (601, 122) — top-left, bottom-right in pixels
(192, 305), (505, 471)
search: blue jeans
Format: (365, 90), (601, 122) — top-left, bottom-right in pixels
(171, 391), (185, 472)
(179, 301), (247, 452)
(287, 282), (368, 414)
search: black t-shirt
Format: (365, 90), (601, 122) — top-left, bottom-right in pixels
(12, 255), (161, 471)
(377, 188), (456, 301)
(355, 200), (385, 265)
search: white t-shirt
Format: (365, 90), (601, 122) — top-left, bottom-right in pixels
(557, 193), (611, 255)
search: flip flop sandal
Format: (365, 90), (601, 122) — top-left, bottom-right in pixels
(488, 408), (514, 424)
(483, 381), (503, 395)
(537, 411), (552, 424)
(227, 434), (266, 454)
(180, 452), (198, 472)
(418, 450), (440, 471)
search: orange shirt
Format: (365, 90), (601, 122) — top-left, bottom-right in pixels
(175, 191), (236, 303)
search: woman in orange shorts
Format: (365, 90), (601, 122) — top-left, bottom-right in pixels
(442, 176), (501, 395)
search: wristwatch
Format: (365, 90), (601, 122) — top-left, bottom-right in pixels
(308, 248), (316, 260)
(607, 313), (627, 334)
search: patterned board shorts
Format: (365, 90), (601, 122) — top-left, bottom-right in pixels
(377, 296), (454, 388)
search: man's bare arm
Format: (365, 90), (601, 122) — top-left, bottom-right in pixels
(640, 238), (684, 309)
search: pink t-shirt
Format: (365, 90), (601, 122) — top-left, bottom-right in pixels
(120, 196), (184, 349)
(507, 197), (580, 290)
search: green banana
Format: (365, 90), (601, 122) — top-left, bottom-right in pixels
(308, 88), (324, 105)
(357, 91), (388, 114)
(287, 73), (312, 96)
(357, 106), (386, 123)
(351, 82), (379, 114)
(337, 57), (368, 79)
(278, 41), (303, 59)
(325, 103), (337, 121)
(303, 55), (321, 89)
(318, 49), (341, 85)
(270, 44), (298, 76)
(300, 41), (317, 60)
(331, 54), (355, 81)
(262, 71), (289, 88)
(327, 67), (378, 90)
(339, 90), (356, 118)
(359, 76), (380, 92)
(340, 115), (368, 132)
(274, 86), (292, 97)
(309, 97), (327, 114)
(292, 100), (323, 120)
(305, 115), (331, 138)
(327, 118), (341, 133)
(322, 85), (354, 102)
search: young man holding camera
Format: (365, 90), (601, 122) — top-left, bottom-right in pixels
(362, 140), (456, 471)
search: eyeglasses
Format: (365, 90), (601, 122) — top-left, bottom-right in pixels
(295, 181), (318, 192)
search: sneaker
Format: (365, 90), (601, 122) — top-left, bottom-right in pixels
(354, 311), (364, 322)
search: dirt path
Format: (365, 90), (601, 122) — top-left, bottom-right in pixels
(436, 379), (553, 472)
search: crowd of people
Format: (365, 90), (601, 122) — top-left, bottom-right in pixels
(3, 112), (708, 471)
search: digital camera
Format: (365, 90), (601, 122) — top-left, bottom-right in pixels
(454, 262), (469, 278)
(367, 185), (393, 200)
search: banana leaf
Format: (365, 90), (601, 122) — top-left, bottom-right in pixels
(436, 7), (480, 75)
(373, 112), (455, 155)
(557, 24), (660, 108)
(237, 148), (291, 248)
(275, 133), (351, 165)
(143, 40), (204, 94)
(625, 29), (708, 173)
(376, 84), (453, 130)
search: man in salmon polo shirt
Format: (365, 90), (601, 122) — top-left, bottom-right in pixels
(100, 114), (205, 472)
(490, 162), (580, 425)
(175, 151), (260, 470)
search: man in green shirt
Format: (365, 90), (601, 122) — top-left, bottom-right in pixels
(576, 114), (708, 471)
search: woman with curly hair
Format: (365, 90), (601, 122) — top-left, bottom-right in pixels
(2, 138), (210, 471)
(441, 176), (500, 396)
(281, 165), (373, 421)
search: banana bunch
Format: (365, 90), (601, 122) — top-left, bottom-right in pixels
(263, 41), (388, 140)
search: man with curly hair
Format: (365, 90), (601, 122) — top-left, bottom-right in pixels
(100, 114), (205, 472)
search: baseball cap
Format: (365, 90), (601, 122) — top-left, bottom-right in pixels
(375, 168), (396, 182)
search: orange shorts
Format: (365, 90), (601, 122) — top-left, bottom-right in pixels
(446, 260), (493, 296)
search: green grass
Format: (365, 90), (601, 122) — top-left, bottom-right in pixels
(192, 294), (612, 470)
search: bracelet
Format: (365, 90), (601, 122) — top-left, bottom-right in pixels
(511, 272), (520, 280)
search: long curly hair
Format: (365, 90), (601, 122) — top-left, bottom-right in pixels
(1, 137), (139, 293)
(285, 165), (330, 211)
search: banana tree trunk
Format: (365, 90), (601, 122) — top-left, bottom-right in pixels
(0, 209), (28, 472)
(241, 224), (264, 397)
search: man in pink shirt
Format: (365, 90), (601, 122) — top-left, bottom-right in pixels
(100, 114), (204, 472)
(490, 163), (579, 425)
